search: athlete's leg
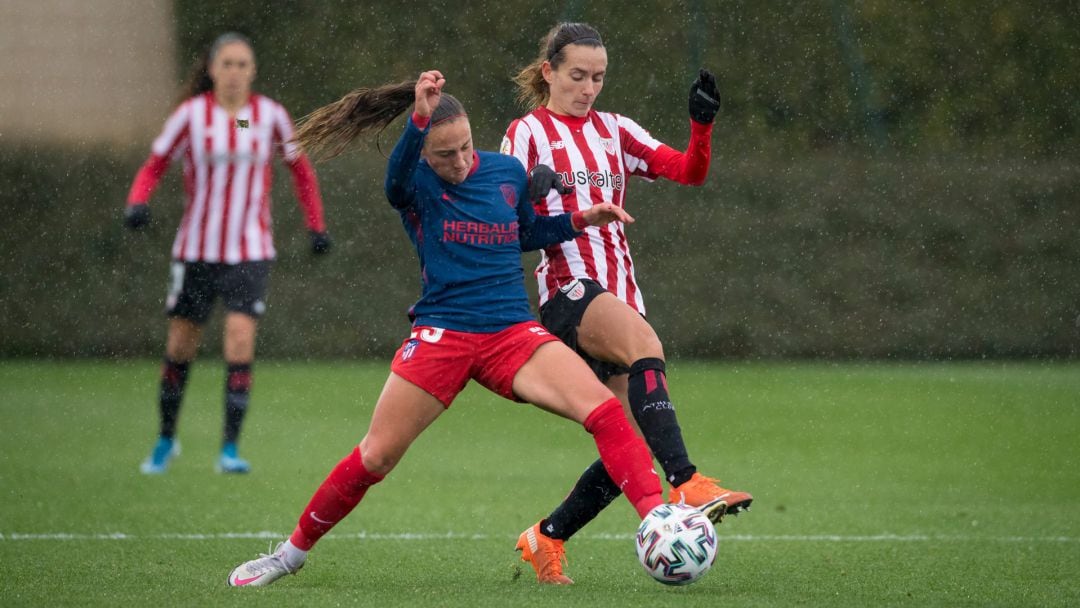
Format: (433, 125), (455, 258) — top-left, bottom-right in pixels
(217, 260), (269, 472)
(510, 341), (662, 518)
(579, 293), (752, 515)
(575, 292), (700, 484)
(217, 312), (257, 472)
(289, 372), (445, 550)
(161, 317), (202, 437)
(536, 375), (629, 542)
(140, 317), (202, 474)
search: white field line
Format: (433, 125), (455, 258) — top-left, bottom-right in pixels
(1, 531), (1076, 542)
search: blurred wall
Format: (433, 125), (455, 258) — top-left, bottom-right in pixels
(0, 0), (176, 145)
(0, 1), (1077, 360)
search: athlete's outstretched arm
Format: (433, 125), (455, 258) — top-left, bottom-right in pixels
(624, 69), (722, 187)
(384, 71), (444, 209)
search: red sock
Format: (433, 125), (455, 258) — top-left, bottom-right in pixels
(583, 398), (664, 518)
(289, 446), (384, 550)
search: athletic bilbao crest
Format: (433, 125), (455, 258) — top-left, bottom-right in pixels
(598, 137), (616, 155)
(560, 279), (586, 301)
(500, 183), (517, 208)
(401, 338), (419, 362)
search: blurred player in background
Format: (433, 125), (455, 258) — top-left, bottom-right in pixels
(226, 70), (684, 587)
(124, 32), (331, 475)
(503, 22), (753, 583)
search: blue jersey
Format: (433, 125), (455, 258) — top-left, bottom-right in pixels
(384, 117), (580, 332)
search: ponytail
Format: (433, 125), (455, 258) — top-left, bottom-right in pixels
(293, 81), (414, 162)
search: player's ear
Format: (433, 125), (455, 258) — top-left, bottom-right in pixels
(541, 60), (555, 84)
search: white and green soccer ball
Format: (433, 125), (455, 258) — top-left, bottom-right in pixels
(635, 503), (718, 585)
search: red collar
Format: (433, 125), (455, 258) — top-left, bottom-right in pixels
(540, 105), (590, 129)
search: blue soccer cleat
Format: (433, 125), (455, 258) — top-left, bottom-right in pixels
(139, 436), (180, 474)
(216, 441), (251, 474)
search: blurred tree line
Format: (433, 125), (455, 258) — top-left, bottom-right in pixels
(1, 0), (1077, 359)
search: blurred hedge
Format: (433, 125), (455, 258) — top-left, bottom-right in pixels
(2, 144), (1076, 359)
(1, 0), (1078, 359)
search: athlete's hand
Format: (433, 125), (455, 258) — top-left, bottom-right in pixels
(528, 164), (573, 202)
(124, 203), (151, 230)
(581, 202), (634, 228)
(688, 68), (721, 124)
(414, 70), (446, 118)
(310, 231), (332, 255)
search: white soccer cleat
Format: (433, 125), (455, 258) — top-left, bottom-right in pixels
(227, 544), (303, 587)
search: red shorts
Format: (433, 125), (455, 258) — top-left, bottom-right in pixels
(390, 321), (560, 407)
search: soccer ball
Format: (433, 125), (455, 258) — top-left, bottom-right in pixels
(635, 503), (718, 585)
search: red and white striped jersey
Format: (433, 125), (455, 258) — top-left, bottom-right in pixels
(503, 106), (713, 315)
(127, 92), (325, 263)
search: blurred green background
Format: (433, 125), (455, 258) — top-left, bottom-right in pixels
(2, 0), (1078, 359)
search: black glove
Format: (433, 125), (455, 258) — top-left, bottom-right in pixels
(310, 231), (332, 255)
(528, 164), (573, 203)
(688, 68), (721, 124)
(124, 203), (151, 230)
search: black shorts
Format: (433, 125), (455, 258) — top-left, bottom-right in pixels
(165, 261), (271, 324)
(538, 278), (631, 383)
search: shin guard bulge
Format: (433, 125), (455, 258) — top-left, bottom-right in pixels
(289, 446), (384, 550)
(583, 398), (663, 518)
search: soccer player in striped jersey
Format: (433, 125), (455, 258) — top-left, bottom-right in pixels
(226, 71), (678, 588)
(503, 22), (753, 584)
(125, 32), (330, 475)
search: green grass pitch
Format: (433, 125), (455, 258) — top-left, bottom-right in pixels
(1, 360), (1078, 606)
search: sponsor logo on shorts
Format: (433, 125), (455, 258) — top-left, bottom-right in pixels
(560, 280), (586, 301)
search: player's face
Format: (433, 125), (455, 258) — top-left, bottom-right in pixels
(209, 42), (256, 100)
(543, 44), (608, 117)
(423, 118), (474, 185)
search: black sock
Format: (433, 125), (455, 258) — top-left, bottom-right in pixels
(628, 358), (695, 486)
(541, 459), (622, 541)
(158, 359), (190, 439)
(223, 363), (252, 444)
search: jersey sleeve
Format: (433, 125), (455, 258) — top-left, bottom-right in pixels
(271, 103), (327, 233)
(617, 115), (713, 186)
(127, 102), (192, 204)
(516, 164), (578, 252)
(384, 115), (427, 210)
(501, 118), (536, 170)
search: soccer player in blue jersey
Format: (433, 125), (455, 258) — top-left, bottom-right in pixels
(227, 70), (687, 588)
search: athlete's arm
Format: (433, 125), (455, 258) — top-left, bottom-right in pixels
(623, 69), (721, 187)
(274, 105), (329, 249)
(126, 102), (192, 208)
(633, 121), (712, 186)
(383, 114), (427, 210)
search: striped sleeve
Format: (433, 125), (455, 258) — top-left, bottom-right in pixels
(128, 102), (191, 203)
(618, 115), (712, 186)
(502, 118), (536, 170)
(271, 102), (302, 163)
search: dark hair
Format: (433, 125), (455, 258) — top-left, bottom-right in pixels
(513, 22), (604, 108)
(180, 32), (255, 102)
(294, 82), (467, 162)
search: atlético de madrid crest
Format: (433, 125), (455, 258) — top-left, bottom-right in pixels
(500, 184), (517, 207)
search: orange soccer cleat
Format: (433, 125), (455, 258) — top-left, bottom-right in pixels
(668, 473), (753, 524)
(515, 522), (573, 585)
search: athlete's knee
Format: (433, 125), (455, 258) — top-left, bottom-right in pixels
(357, 437), (402, 477)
